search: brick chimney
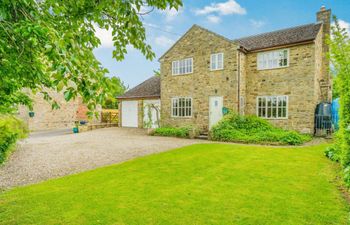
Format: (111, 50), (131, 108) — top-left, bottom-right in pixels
(316, 6), (332, 101)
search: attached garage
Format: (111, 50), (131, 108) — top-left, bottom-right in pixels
(121, 101), (138, 127)
(117, 76), (160, 128)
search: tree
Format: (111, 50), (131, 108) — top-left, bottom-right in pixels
(103, 77), (127, 109)
(0, 0), (182, 116)
(327, 16), (350, 184)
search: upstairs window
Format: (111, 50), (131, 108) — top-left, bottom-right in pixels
(172, 58), (193, 75)
(171, 97), (192, 117)
(210, 53), (224, 70)
(257, 49), (289, 70)
(257, 96), (288, 119)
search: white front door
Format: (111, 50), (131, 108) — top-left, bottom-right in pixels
(209, 96), (223, 129)
(121, 100), (138, 127)
(143, 99), (161, 128)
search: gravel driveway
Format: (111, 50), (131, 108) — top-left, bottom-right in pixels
(0, 128), (203, 189)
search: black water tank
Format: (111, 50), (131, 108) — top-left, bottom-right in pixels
(315, 102), (332, 129)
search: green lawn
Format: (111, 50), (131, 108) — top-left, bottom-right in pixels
(0, 144), (349, 225)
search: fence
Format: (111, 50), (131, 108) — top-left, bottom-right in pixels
(101, 109), (119, 124)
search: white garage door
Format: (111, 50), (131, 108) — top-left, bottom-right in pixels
(121, 101), (138, 127)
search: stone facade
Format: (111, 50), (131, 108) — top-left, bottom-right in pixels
(17, 90), (96, 131)
(244, 43), (318, 133)
(160, 26), (239, 131)
(159, 8), (331, 134)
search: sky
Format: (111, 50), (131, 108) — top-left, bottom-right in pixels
(93, 0), (350, 89)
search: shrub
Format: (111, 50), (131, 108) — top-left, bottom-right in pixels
(325, 132), (342, 162)
(211, 113), (311, 145)
(0, 115), (28, 164)
(152, 126), (191, 138)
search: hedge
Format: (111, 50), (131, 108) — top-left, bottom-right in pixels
(152, 127), (191, 138)
(0, 115), (28, 164)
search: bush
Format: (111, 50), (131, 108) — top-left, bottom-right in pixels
(152, 126), (191, 138)
(325, 132), (342, 162)
(0, 115), (28, 164)
(211, 113), (311, 145)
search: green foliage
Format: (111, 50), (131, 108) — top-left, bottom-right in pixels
(0, 0), (182, 114)
(325, 145), (341, 162)
(102, 77), (127, 109)
(325, 132), (342, 162)
(153, 126), (190, 138)
(0, 115), (28, 164)
(327, 16), (350, 186)
(211, 113), (311, 145)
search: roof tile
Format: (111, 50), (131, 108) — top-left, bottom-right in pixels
(235, 23), (322, 51)
(117, 76), (160, 99)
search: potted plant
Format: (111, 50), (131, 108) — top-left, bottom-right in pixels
(73, 121), (79, 133)
(29, 111), (35, 118)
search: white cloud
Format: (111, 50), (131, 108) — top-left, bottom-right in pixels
(207, 15), (222, 24)
(160, 7), (183, 22)
(155, 35), (175, 48)
(250, 19), (266, 28)
(94, 25), (113, 48)
(194, 0), (246, 16)
(338, 19), (350, 34)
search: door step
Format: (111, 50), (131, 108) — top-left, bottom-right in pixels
(195, 134), (209, 140)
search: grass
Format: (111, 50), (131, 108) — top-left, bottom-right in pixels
(0, 144), (349, 225)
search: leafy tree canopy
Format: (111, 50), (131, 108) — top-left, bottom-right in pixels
(327, 16), (350, 184)
(0, 0), (182, 116)
(103, 76), (127, 109)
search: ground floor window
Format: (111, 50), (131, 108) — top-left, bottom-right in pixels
(257, 96), (288, 119)
(171, 97), (192, 117)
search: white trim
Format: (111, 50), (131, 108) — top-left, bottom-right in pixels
(170, 97), (193, 118)
(256, 95), (289, 120)
(172, 58), (193, 76)
(210, 53), (224, 71)
(257, 49), (289, 70)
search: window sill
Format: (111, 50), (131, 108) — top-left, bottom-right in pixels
(210, 68), (224, 72)
(172, 72), (193, 76)
(257, 65), (289, 71)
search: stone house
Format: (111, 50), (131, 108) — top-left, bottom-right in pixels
(18, 90), (93, 131)
(118, 7), (331, 134)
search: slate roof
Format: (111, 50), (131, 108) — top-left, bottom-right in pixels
(235, 23), (322, 51)
(117, 76), (160, 99)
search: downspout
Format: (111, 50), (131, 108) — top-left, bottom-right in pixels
(237, 50), (241, 114)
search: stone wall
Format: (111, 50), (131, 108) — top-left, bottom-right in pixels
(17, 91), (95, 131)
(317, 7), (332, 101)
(160, 25), (239, 132)
(244, 43), (319, 134)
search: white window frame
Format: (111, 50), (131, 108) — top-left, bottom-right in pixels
(257, 49), (289, 70)
(210, 53), (224, 71)
(256, 96), (288, 119)
(172, 58), (193, 76)
(171, 97), (193, 118)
